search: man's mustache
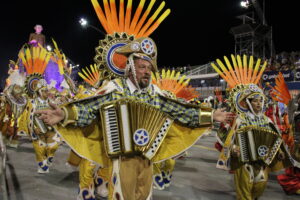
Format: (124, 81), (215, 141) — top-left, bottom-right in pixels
(142, 76), (150, 79)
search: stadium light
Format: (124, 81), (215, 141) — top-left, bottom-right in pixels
(240, 0), (250, 8)
(78, 17), (105, 36)
(79, 18), (88, 27)
(46, 45), (52, 52)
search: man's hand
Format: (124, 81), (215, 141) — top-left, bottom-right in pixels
(231, 145), (240, 157)
(35, 102), (65, 126)
(213, 108), (236, 123)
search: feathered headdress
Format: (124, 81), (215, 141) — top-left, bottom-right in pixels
(52, 39), (68, 75)
(78, 64), (103, 88)
(19, 46), (51, 97)
(211, 54), (267, 114)
(151, 69), (200, 101)
(267, 72), (291, 105)
(267, 72), (294, 130)
(91, 0), (170, 80)
(5, 60), (26, 87)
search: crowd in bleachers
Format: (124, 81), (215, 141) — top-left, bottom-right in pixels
(265, 51), (300, 71)
(163, 65), (193, 73)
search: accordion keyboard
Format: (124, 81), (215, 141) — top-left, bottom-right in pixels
(101, 99), (174, 158)
(104, 107), (121, 154)
(237, 133), (249, 162)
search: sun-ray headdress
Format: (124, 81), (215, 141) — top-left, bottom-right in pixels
(267, 72), (291, 105)
(91, 0), (170, 80)
(211, 54), (267, 114)
(151, 69), (200, 101)
(52, 38), (68, 75)
(267, 72), (293, 125)
(78, 64), (103, 88)
(18, 46), (51, 97)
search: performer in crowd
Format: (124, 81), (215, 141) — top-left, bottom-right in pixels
(28, 24), (46, 47)
(37, 37), (232, 199)
(17, 46), (61, 173)
(37, 1), (233, 199)
(150, 69), (201, 190)
(66, 65), (110, 199)
(0, 64), (27, 148)
(212, 55), (300, 200)
(267, 73), (300, 195)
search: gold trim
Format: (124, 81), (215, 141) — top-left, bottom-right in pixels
(60, 105), (78, 126)
(199, 107), (213, 127)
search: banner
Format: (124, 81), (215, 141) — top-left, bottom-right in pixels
(262, 70), (294, 82)
(295, 69), (300, 81)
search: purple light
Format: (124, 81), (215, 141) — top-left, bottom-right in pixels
(44, 59), (64, 91)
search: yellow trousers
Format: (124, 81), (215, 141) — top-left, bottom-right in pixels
(234, 164), (269, 200)
(153, 158), (176, 190)
(109, 156), (152, 200)
(72, 152), (110, 200)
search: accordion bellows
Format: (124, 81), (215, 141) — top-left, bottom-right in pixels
(100, 98), (173, 160)
(236, 126), (282, 165)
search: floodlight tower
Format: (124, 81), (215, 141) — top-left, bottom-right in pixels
(230, 0), (274, 59)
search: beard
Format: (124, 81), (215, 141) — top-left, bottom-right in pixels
(138, 76), (151, 89)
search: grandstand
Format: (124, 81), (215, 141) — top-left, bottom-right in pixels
(184, 63), (224, 99)
(184, 51), (300, 100)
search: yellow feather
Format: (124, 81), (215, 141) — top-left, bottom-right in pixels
(103, 0), (113, 31)
(19, 52), (29, 73)
(243, 55), (248, 83)
(170, 70), (175, 79)
(254, 61), (267, 84)
(166, 69), (170, 79)
(224, 56), (238, 85)
(124, 0), (133, 33)
(129, 0), (146, 34)
(211, 62), (234, 88)
(133, 0), (156, 35)
(178, 75), (186, 84)
(248, 56), (254, 83)
(230, 54), (241, 83)
(162, 69), (166, 79)
(236, 55), (244, 84)
(251, 58), (261, 83)
(86, 67), (96, 82)
(137, 1), (165, 37)
(78, 72), (87, 80)
(118, 0), (125, 31)
(175, 71), (181, 79)
(91, 0), (110, 33)
(143, 8), (171, 37)
(183, 78), (190, 86)
(110, 0), (120, 32)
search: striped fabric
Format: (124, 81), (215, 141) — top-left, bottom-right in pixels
(74, 79), (200, 128)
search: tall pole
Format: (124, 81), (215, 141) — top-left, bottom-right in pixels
(87, 24), (106, 36)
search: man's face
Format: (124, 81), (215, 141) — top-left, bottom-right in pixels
(12, 85), (23, 100)
(39, 88), (48, 99)
(35, 25), (43, 34)
(131, 58), (153, 89)
(250, 96), (263, 114)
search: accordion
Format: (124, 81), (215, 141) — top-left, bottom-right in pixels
(236, 126), (282, 165)
(100, 99), (173, 160)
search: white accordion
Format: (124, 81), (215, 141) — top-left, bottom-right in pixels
(237, 126), (282, 165)
(100, 99), (173, 160)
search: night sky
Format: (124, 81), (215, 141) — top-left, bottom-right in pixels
(0, 0), (299, 88)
